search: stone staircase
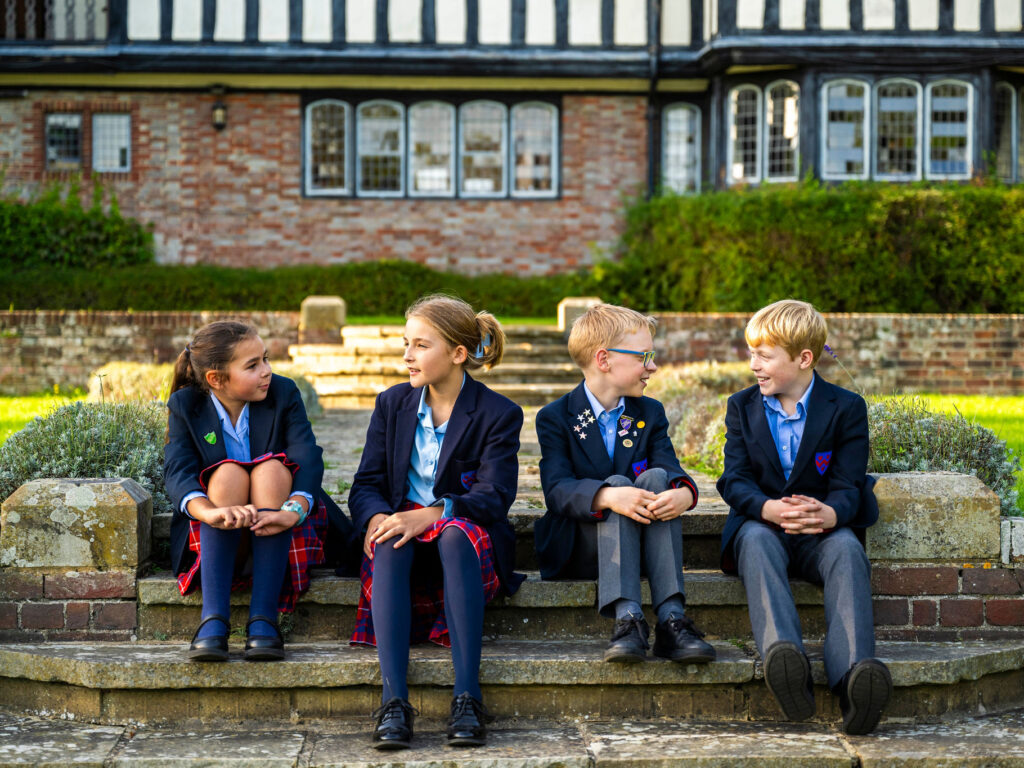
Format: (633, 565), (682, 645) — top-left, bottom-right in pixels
(289, 325), (578, 407)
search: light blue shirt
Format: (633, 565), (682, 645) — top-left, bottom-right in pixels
(762, 376), (815, 481)
(404, 376), (463, 519)
(583, 382), (625, 461)
(180, 394), (313, 516)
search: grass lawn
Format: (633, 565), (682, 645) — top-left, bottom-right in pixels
(0, 390), (86, 444)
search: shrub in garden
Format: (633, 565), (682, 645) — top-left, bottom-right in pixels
(0, 401), (170, 515)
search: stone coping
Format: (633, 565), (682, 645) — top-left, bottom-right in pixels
(2, 640), (1022, 691)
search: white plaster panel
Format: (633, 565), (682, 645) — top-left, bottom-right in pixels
(661, 0), (691, 45)
(569, 0), (601, 44)
(214, 0), (245, 40)
(863, 0), (894, 29)
(347, 0), (376, 41)
(436, 0), (466, 42)
(954, 0), (980, 30)
(127, 0), (161, 40)
(820, 0), (850, 29)
(172, 0), (202, 39)
(779, 0), (805, 29)
(704, 0), (717, 38)
(389, 0), (422, 41)
(479, 0), (512, 43)
(736, 0), (764, 28)
(908, 0), (938, 28)
(304, 0), (333, 42)
(260, 0), (289, 40)
(615, 0), (646, 44)
(996, 0), (1022, 31)
(526, 0), (556, 44)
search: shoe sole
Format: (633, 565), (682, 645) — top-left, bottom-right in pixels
(843, 660), (893, 735)
(243, 648), (285, 661)
(447, 736), (487, 747)
(372, 739), (411, 750)
(603, 649), (646, 663)
(187, 649), (228, 662)
(764, 644), (815, 721)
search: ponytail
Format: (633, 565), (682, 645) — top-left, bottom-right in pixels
(405, 294), (506, 372)
(473, 312), (505, 370)
(170, 345), (201, 395)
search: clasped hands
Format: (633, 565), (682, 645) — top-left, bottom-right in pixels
(363, 505), (445, 558)
(190, 500), (306, 536)
(761, 495), (837, 535)
(593, 485), (694, 524)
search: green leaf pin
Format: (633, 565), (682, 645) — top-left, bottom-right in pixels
(204, 431), (217, 445)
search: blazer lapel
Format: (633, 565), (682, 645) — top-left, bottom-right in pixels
(436, 374), (480, 476)
(612, 398), (643, 477)
(787, 373), (837, 487)
(391, 387), (420, 501)
(248, 389), (274, 458)
(567, 383), (613, 477)
(746, 390), (786, 482)
(192, 394), (227, 468)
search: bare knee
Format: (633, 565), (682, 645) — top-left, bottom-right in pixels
(250, 459), (291, 486)
(206, 462), (250, 506)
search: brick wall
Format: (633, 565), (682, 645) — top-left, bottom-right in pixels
(656, 313), (1024, 395)
(0, 310), (298, 394)
(0, 90), (647, 274)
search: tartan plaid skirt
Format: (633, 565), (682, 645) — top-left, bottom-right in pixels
(350, 502), (501, 649)
(175, 453), (327, 613)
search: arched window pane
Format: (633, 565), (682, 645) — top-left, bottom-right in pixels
(409, 102), (454, 196)
(766, 82), (799, 180)
(824, 81), (866, 178)
(928, 81), (970, 178)
(662, 104), (700, 193)
(357, 101), (403, 195)
(512, 103), (557, 196)
(460, 101), (506, 196)
(876, 81), (919, 178)
(995, 83), (1015, 182)
(308, 101), (349, 193)
(730, 87), (760, 183)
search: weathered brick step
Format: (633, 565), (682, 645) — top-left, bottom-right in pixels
(2, 640), (1023, 725)
(136, 570), (825, 642)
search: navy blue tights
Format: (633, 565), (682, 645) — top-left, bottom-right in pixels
(371, 527), (485, 702)
(197, 524), (291, 639)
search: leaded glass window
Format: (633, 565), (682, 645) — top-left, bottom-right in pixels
(662, 103), (700, 193)
(765, 81), (799, 181)
(875, 79), (920, 180)
(728, 86), (761, 184)
(357, 100), (404, 196)
(45, 113), (81, 172)
(306, 100), (351, 194)
(409, 101), (455, 197)
(995, 83), (1015, 182)
(926, 80), (971, 179)
(459, 100), (506, 197)
(92, 113), (131, 173)
(511, 102), (557, 197)
(823, 80), (868, 179)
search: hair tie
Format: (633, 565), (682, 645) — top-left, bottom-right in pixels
(475, 333), (491, 358)
(185, 343), (192, 356)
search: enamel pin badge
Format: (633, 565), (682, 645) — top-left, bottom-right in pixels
(204, 431), (217, 445)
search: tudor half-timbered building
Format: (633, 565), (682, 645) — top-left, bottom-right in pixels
(3, 0), (1024, 272)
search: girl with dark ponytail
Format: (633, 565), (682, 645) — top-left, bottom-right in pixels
(348, 295), (524, 750)
(164, 321), (353, 662)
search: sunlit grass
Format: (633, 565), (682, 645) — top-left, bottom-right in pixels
(0, 389), (86, 444)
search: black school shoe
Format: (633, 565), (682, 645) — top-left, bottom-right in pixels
(188, 615), (229, 662)
(653, 616), (717, 663)
(243, 615), (285, 661)
(839, 658), (893, 735)
(603, 615), (650, 662)
(763, 641), (816, 721)
(372, 697), (417, 750)
(447, 692), (489, 747)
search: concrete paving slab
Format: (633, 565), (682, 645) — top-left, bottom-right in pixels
(0, 713), (124, 767)
(851, 710), (1024, 767)
(584, 720), (854, 767)
(310, 726), (590, 768)
(111, 730), (305, 767)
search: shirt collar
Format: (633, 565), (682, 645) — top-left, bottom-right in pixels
(416, 372), (466, 422)
(583, 381), (625, 420)
(210, 394), (249, 436)
(764, 373), (816, 419)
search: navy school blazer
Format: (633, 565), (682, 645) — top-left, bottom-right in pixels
(347, 374), (526, 595)
(534, 381), (698, 580)
(715, 372), (879, 574)
(164, 374), (356, 576)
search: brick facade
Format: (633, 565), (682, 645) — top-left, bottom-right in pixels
(0, 90), (647, 274)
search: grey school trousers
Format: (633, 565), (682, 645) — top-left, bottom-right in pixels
(733, 520), (875, 689)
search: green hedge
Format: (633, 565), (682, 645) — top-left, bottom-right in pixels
(1, 261), (585, 317)
(0, 179), (154, 270)
(594, 181), (1024, 313)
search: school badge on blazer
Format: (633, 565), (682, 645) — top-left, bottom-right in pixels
(460, 470), (478, 490)
(631, 459), (648, 478)
(815, 451), (832, 475)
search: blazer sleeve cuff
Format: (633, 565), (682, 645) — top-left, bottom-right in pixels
(670, 475), (699, 510)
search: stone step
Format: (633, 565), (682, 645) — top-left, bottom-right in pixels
(317, 383), (577, 408)
(2, 639), (1023, 725)
(339, 324), (564, 341)
(7, 710), (1024, 767)
(135, 569), (823, 642)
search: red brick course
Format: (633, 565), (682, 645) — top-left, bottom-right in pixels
(872, 599), (909, 626)
(962, 569), (1024, 595)
(912, 599), (938, 626)
(986, 599), (1024, 626)
(65, 602), (91, 630)
(93, 602), (136, 630)
(45, 571), (137, 600)
(0, 602), (17, 629)
(940, 598), (985, 627)
(872, 567), (960, 596)
(0, 572), (44, 600)
(20, 603), (64, 630)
